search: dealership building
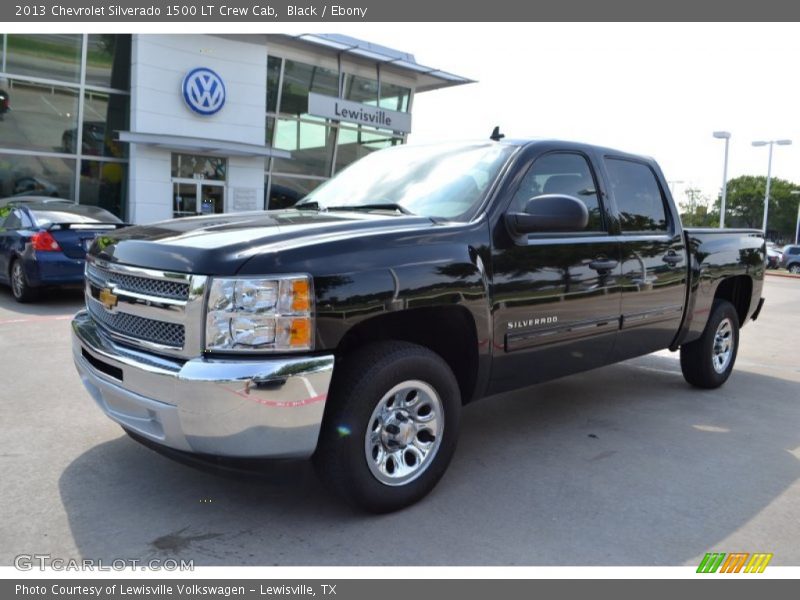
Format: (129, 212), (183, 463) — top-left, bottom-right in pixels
(0, 34), (469, 222)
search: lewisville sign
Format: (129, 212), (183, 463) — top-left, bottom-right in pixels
(307, 92), (412, 133)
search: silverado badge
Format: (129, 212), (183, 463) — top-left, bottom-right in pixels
(99, 288), (118, 310)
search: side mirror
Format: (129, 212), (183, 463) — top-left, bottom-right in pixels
(505, 194), (589, 236)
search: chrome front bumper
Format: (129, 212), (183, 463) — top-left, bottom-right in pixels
(71, 310), (334, 458)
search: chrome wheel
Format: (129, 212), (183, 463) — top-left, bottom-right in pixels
(712, 317), (734, 373)
(11, 262), (24, 298)
(364, 380), (444, 487)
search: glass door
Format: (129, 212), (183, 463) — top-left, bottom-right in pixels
(173, 181), (198, 218)
(172, 179), (226, 217)
(199, 183), (225, 215)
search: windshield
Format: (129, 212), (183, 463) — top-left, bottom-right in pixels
(299, 142), (517, 220)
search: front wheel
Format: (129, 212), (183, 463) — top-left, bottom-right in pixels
(788, 264), (800, 274)
(680, 299), (739, 389)
(313, 341), (461, 513)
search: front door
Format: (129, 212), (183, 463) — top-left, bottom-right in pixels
(489, 151), (622, 394)
(172, 179), (225, 217)
(602, 157), (688, 360)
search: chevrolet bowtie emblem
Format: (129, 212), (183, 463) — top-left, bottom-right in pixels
(99, 288), (118, 310)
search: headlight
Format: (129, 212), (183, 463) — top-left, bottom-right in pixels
(205, 275), (313, 352)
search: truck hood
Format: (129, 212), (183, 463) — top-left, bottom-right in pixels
(90, 209), (437, 275)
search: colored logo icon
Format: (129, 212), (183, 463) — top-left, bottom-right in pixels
(182, 67), (226, 115)
(697, 552), (773, 573)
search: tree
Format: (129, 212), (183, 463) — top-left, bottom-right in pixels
(709, 175), (799, 242)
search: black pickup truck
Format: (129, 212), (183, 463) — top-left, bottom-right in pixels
(72, 139), (765, 512)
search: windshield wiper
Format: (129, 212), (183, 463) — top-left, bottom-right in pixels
(326, 203), (416, 216)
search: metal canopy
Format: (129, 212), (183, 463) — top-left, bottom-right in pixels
(284, 34), (474, 92)
(117, 131), (291, 159)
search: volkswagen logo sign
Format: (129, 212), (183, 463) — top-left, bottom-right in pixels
(182, 67), (226, 116)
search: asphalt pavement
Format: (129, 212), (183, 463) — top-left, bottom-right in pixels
(0, 277), (798, 566)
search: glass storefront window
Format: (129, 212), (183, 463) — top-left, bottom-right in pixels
(334, 127), (401, 174)
(379, 82), (411, 112)
(82, 91), (129, 158)
(272, 118), (335, 177)
(266, 55), (282, 113)
(171, 153), (227, 181)
(79, 160), (127, 218)
(267, 175), (322, 209)
(280, 59), (339, 117)
(0, 80), (79, 153)
(85, 34), (131, 90)
(0, 153), (76, 199)
(5, 34), (83, 83)
(344, 74), (379, 105)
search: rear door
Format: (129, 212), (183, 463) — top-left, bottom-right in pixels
(601, 157), (688, 360)
(489, 150), (622, 394)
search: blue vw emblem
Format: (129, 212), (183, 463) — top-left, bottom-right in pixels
(182, 67), (226, 116)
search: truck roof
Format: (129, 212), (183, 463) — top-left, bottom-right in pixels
(495, 138), (656, 164)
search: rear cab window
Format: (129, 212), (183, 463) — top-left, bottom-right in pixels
(604, 158), (670, 233)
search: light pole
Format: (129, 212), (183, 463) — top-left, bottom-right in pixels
(752, 139), (792, 235)
(791, 190), (800, 245)
(713, 131), (731, 227)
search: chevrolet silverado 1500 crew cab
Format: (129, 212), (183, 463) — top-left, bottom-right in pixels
(72, 139), (765, 512)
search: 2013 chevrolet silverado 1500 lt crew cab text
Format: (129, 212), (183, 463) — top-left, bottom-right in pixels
(72, 139), (766, 512)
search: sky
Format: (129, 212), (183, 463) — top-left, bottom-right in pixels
(357, 22), (800, 210)
(36, 20), (800, 211)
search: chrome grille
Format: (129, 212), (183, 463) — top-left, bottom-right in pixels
(87, 300), (185, 348)
(84, 258), (207, 359)
(87, 262), (189, 300)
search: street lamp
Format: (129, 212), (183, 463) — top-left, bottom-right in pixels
(713, 131), (731, 227)
(752, 139), (792, 235)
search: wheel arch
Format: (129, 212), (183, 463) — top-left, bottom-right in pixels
(333, 305), (481, 405)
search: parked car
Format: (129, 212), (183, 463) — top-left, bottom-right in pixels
(0, 201), (126, 302)
(766, 243), (782, 269)
(0, 89), (9, 120)
(62, 121), (106, 155)
(780, 244), (800, 273)
(71, 139), (765, 512)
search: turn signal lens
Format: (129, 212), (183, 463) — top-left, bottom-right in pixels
(289, 318), (311, 348)
(291, 279), (310, 312)
(31, 231), (61, 252)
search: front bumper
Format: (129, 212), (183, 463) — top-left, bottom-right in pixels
(71, 310), (334, 458)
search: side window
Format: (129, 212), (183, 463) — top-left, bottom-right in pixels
(789, 247), (800, 255)
(605, 158), (669, 233)
(512, 153), (604, 231)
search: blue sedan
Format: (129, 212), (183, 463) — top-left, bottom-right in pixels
(0, 200), (125, 302)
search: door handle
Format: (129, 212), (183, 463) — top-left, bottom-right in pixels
(589, 258), (618, 272)
(662, 252), (684, 265)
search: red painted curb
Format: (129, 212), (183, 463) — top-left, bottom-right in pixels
(766, 271), (800, 279)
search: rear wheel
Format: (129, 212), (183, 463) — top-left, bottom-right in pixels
(10, 259), (37, 303)
(680, 299), (739, 389)
(313, 341), (461, 513)
(788, 263), (800, 274)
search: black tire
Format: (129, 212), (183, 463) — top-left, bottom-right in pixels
(9, 259), (37, 303)
(680, 299), (739, 389)
(788, 263), (800, 274)
(313, 341), (461, 513)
